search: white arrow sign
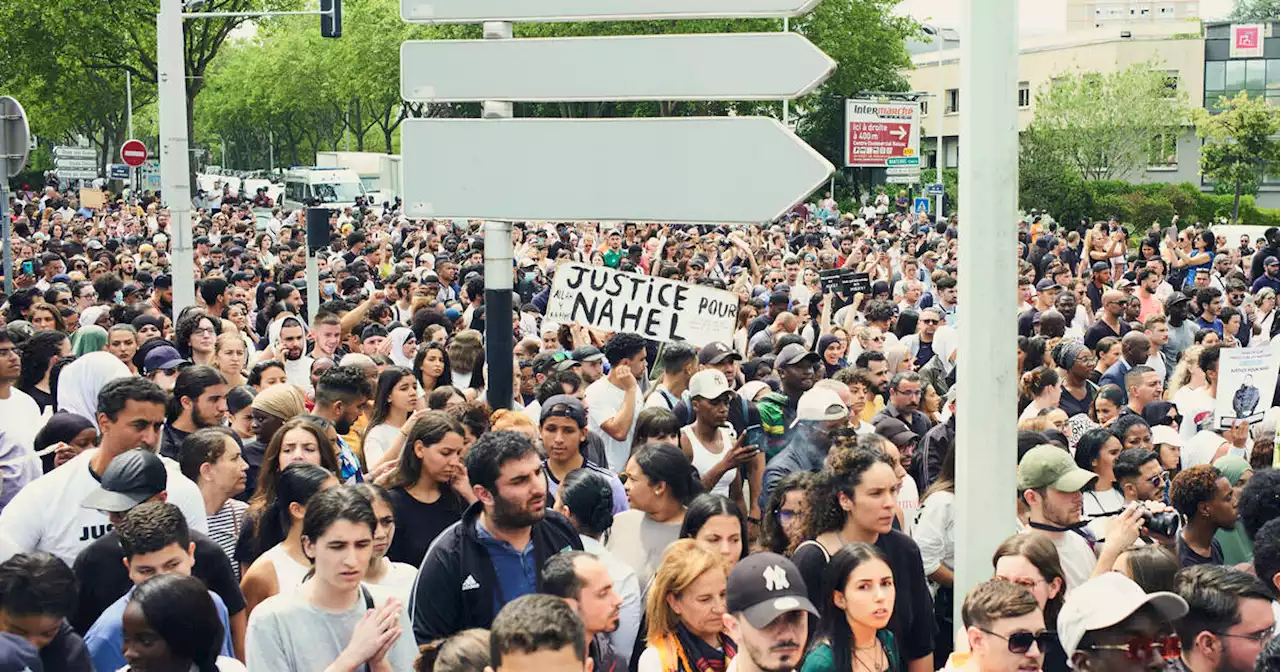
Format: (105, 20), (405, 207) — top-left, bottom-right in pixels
(54, 158), (97, 169)
(53, 146), (95, 159)
(402, 0), (820, 23)
(402, 33), (834, 103)
(402, 117), (832, 223)
(890, 126), (908, 141)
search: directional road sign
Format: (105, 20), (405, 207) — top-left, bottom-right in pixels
(402, 0), (821, 23)
(402, 117), (833, 223)
(845, 99), (921, 168)
(885, 166), (920, 176)
(57, 169), (97, 180)
(886, 175), (920, 184)
(55, 158), (96, 170)
(401, 33), (834, 103)
(121, 139), (148, 167)
(53, 146), (95, 159)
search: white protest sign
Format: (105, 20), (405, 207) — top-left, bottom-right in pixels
(546, 263), (738, 347)
(1215, 346), (1280, 429)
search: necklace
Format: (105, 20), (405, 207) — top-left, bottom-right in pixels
(853, 640), (885, 672)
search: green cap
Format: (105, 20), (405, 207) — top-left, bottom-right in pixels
(1017, 445), (1098, 492)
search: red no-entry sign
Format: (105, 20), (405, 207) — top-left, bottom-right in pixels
(121, 139), (148, 168)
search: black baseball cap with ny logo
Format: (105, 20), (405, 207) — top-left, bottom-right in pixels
(725, 552), (820, 629)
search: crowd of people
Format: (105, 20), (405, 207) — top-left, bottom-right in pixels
(0, 183), (1278, 672)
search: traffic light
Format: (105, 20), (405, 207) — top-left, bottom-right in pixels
(321, 0), (341, 38)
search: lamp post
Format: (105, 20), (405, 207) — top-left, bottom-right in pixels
(923, 23), (945, 217)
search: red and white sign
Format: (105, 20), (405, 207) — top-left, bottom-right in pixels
(1231, 24), (1265, 59)
(844, 99), (920, 168)
(120, 139), (148, 168)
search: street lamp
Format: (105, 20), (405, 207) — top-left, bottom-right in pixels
(922, 23), (946, 216)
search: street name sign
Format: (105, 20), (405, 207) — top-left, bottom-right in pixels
(885, 166), (920, 176)
(55, 158), (97, 170)
(57, 169), (97, 180)
(886, 175), (920, 184)
(402, 0), (821, 23)
(844, 99), (920, 168)
(53, 146), (95, 159)
(926, 183), (944, 195)
(402, 117), (833, 223)
(401, 33), (834, 102)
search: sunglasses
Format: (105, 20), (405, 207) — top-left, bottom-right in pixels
(1084, 635), (1181, 662)
(980, 629), (1055, 655)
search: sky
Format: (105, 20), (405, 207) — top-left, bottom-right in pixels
(897, 0), (1234, 36)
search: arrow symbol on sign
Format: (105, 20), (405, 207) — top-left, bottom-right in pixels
(890, 126), (908, 141)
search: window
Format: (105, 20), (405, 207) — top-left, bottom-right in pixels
(1268, 59), (1280, 90)
(1205, 61), (1225, 90)
(1226, 60), (1248, 91)
(1163, 72), (1179, 93)
(1247, 59), (1267, 90)
(920, 100), (928, 116)
(946, 88), (959, 113)
(1147, 132), (1177, 170)
(1018, 81), (1031, 107)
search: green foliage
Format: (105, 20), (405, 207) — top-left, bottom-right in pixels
(1230, 0), (1280, 21)
(1022, 61), (1190, 182)
(921, 168), (958, 214)
(1192, 92), (1280, 221)
(1020, 177), (1280, 230)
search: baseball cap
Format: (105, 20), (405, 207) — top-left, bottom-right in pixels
(1057, 572), (1187, 657)
(1017, 445), (1098, 492)
(699, 342), (742, 365)
(726, 552), (820, 629)
(540, 394), (586, 428)
(572, 345), (605, 363)
(153, 273), (172, 289)
(776, 343), (821, 369)
(689, 370), (732, 400)
(1150, 424), (1184, 448)
(1165, 291), (1191, 308)
(0, 632), (42, 672)
(1115, 278), (1135, 290)
(1034, 279), (1063, 292)
(142, 345), (184, 375)
(1266, 256), (1279, 267)
(81, 449), (167, 513)
(551, 351), (580, 373)
(792, 387), (848, 427)
(1091, 261), (1110, 272)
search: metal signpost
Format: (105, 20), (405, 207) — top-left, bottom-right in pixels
(0, 96), (30, 295)
(54, 145), (97, 182)
(843, 99), (921, 168)
(400, 0), (835, 411)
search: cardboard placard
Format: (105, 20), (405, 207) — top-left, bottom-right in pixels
(79, 188), (106, 210)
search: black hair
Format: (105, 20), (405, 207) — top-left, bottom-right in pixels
(413, 342), (453, 390)
(820, 543), (891, 672)
(1198, 344), (1222, 375)
(557, 468), (615, 539)
(0, 552), (78, 619)
(368, 366), (415, 430)
(315, 364), (375, 407)
(117, 502), (191, 559)
(174, 310), (220, 360)
(488, 594), (587, 667)
(247, 359), (286, 387)
(761, 472), (819, 555)
(390, 411), (466, 490)
(1171, 465), (1225, 520)
(854, 350), (886, 369)
(131, 573), (223, 672)
(679, 493), (748, 560)
(540, 550), (593, 600)
(1074, 427), (1119, 474)
(97, 376), (168, 421)
(1252, 518), (1280, 598)
(1173, 564), (1273, 647)
(165, 365), (228, 424)
(178, 426), (240, 483)
(257, 463), (333, 552)
(300, 486), (378, 564)
(602, 332), (647, 367)
(465, 430), (540, 495)
(1239, 469), (1280, 539)
(1112, 448), (1159, 484)
(805, 443), (896, 538)
(197, 278), (227, 309)
(1111, 414), (1151, 445)
(226, 384), (256, 416)
(658, 342), (699, 375)
(18, 330), (68, 393)
(631, 442), (704, 506)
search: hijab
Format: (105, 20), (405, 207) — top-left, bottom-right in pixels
(1213, 455), (1252, 486)
(55, 351), (131, 430)
(389, 327), (416, 368)
(250, 383), (307, 422)
(817, 334), (843, 378)
(70, 326), (108, 356)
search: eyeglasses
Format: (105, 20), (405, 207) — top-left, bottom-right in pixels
(193, 327), (215, 336)
(980, 629), (1055, 655)
(993, 575), (1043, 591)
(0, 347), (18, 358)
(56, 298), (72, 305)
(1146, 473), (1167, 488)
(1214, 624), (1278, 644)
(920, 319), (940, 325)
(1084, 635), (1181, 661)
(776, 508), (802, 523)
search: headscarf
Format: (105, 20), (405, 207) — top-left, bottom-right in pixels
(389, 327), (416, 368)
(33, 412), (97, 474)
(250, 383), (306, 422)
(79, 305), (109, 330)
(1053, 341), (1088, 370)
(70, 326), (108, 356)
(267, 312), (303, 348)
(1213, 455), (1252, 486)
(1140, 401), (1177, 428)
(817, 334), (842, 378)
(1066, 414), (1100, 454)
(883, 344), (911, 376)
(55, 351), (131, 430)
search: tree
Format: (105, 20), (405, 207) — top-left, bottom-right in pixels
(1192, 91), (1280, 223)
(1231, 0), (1280, 21)
(1021, 61), (1190, 182)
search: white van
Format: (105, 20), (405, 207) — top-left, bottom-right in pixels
(282, 167), (368, 211)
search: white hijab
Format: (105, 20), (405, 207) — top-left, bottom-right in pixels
(389, 327), (416, 368)
(56, 351), (132, 430)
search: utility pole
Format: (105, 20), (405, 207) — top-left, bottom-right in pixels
(483, 20), (515, 413)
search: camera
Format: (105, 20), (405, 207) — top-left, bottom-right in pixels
(1141, 509), (1180, 538)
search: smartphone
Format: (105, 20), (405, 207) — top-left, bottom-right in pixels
(19, 260), (33, 276)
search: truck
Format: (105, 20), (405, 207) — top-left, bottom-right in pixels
(314, 151), (403, 205)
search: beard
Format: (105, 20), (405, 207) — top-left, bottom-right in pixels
(491, 489), (546, 529)
(193, 406), (221, 429)
(334, 417), (354, 435)
(741, 633), (803, 672)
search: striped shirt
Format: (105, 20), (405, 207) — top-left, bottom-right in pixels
(208, 498), (249, 580)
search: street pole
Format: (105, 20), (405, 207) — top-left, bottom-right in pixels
(127, 71), (137, 204)
(158, 0), (195, 317)
(954, 0), (1018, 624)
(483, 20), (514, 413)
(782, 17), (790, 128)
(269, 130), (275, 174)
(935, 31), (944, 218)
(0, 183), (9, 296)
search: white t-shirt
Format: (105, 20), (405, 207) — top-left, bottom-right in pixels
(0, 388), (42, 452)
(1083, 488), (1126, 542)
(117, 657), (245, 672)
(1028, 529), (1096, 592)
(362, 424), (400, 471)
(0, 449), (208, 567)
(586, 378), (639, 473)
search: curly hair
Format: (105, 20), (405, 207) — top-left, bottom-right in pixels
(760, 471), (818, 555)
(1239, 469), (1280, 539)
(804, 439), (895, 539)
(1170, 465), (1223, 520)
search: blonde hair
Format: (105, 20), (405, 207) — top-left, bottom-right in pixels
(644, 539), (730, 643)
(490, 409), (535, 432)
(213, 332), (248, 371)
(1166, 345), (1204, 399)
(883, 344), (911, 373)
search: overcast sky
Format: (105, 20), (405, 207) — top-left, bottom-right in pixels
(897, 0), (1234, 35)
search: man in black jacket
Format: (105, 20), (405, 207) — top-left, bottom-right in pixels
(410, 430), (582, 644)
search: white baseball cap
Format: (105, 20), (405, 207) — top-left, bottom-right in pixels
(1150, 424), (1183, 448)
(689, 369), (732, 400)
(1056, 572), (1188, 657)
(791, 387), (849, 428)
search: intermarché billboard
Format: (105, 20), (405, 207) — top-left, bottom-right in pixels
(844, 99), (921, 168)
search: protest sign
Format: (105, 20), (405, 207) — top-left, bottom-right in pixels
(79, 188), (106, 210)
(1215, 346), (1280, 429)
(546, 263), (738, 347)
(819, 269), (870, 295)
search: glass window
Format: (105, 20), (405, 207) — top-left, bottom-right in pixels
(1226, 60), (1247, 91)
(1018, 81), (1031, 108)
(1205, 61), (1225, 90)
(1268, 60), (1280, 89)
(1147, 132), (1177, 170)
(1247, 59), (1267, 90)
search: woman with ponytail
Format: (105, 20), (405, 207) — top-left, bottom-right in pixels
(121, 573), (243, 671)
(1018, 366), (1061, 422)
(609, 442), (705, 589)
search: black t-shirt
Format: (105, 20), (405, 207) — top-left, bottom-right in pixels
(42, 621), (91, 672)
(386, 486), (466, 567)
(1177, 534), (1224, 568)
(25, 386), (54, 414)
(1084, 319), (1131, 350)
(1058, 382), (1095, 419)
(914, 341), (935, 368)
(71, 530), (246, 635)
(792, 531), (936, 663)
